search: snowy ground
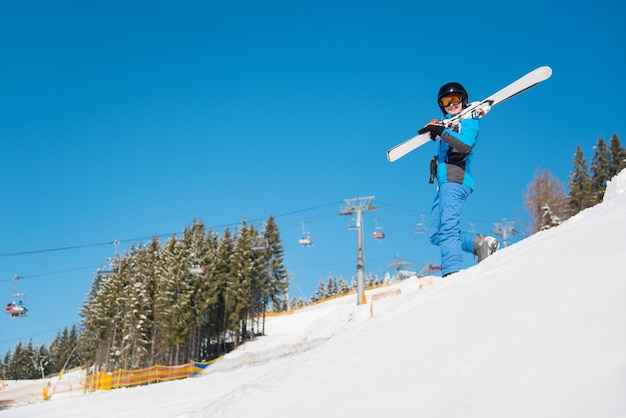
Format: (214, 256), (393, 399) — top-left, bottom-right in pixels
(1, 170), (625, 418)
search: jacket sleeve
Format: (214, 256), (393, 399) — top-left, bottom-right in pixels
(440, 118), (479, 154)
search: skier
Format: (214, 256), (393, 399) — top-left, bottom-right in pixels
(417, 82), (500, 277)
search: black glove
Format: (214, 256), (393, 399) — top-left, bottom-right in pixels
(418, 124), (445, 140)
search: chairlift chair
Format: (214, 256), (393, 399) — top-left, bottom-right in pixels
(189, 265), (206, 277)
(372, 218), (385, 240)
(372, 229), (385, 240)
(414, 214), (426, 234)
(346, 217), (359, 231)
(4, 276), (27, 318)
(252, 233), (266, 251)
(299, 221), (313, 247)
(97, 257), (119, 277)
(98, 242), (120, 277)
(298, 236), (312, 247)
(97, 265), (119, 277)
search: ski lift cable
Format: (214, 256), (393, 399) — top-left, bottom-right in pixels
(0, 265), (99, 282)
(0, 198), (442, 294)
(0, 241), (118, 258)
(377, 200), (498, 224)
(0, 325), (68, 345)
(0, 199), (451, 280)
(376, 200), (428, 215)
(0, 201), (344, 260)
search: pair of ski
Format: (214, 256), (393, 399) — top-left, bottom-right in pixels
(386, 66), (553, 162)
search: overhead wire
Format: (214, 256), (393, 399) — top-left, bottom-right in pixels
(0, 241), (117, 258)
(0, 200), (345, 280)
(0, 198), (499, 283)
(0, 201), (344, 259)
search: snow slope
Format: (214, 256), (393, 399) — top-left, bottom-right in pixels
(2, 170), (625, 418)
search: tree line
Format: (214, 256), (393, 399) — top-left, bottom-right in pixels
(524, 133), (625, 232)
(1, 216), (290, 378)
(310, 273), (388, 303)
(0, 326), (81, 380)
(0, 270), (391, 380)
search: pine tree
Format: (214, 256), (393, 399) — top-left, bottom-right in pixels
(79, 257), (127, 371)
(213, 227), (235, 355)
(36, 344), (50, 378)
(312, 278), (326, 302)
(326, 274), (339, 298)
(141, 235), (164, 366)
(49, 326), (80, 373)
(1, 352), (9, 379)
(567, 144), (595, 216)
(183, 221), (219, 361)
(196, 228), (220, 360)
(541, 204), (561, 231)
(338, 276), (350, 294)
(6, 339), (39, 379)
(590, 137), (612, 204)
(157, 235), (194, 365)
(261, 216), (289, 311)
(229, 220), (254, 343)
(118, 245), (152, 369)
(608, 133), (626, 179)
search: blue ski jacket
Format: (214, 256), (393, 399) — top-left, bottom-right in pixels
(435, 115), (479, 190)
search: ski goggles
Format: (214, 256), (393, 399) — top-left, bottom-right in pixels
(439, 93), (463, 108)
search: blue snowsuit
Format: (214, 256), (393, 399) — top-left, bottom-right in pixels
(428, 115), (481, 276)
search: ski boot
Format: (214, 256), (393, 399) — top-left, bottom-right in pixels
(474, 234), (500, 262)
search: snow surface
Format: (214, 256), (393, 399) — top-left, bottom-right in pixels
(2, 170), (626, 418)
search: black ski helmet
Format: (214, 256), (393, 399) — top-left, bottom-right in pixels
(437, 82), (468, 114)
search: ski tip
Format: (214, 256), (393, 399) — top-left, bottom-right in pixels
(537, 65), (553, 79)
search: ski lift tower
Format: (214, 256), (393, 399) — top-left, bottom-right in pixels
(339, 196), (378, 306)
(387, 255), (413, 279)
(492, 219), (518, 247)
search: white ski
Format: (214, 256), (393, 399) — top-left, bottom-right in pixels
(387, 66), (553, 162)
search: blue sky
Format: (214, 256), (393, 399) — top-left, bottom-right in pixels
(0, 0), (624, 355)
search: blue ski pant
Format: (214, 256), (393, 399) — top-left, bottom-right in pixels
(428, 182), (478, 276)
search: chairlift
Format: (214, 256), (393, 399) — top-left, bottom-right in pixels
(346, 217), (359, 231)
(189, 265), (206, 277)
(414, 214), (426, 234)
(4, 276), (27, 318)
(97, 240), (120, 277)
(298, 221), (312, 247)
(97, 257), (119, 277)
(251, 232), (266, 251)
(372, 218), (385, 240)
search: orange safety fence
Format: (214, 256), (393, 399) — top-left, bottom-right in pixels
(0, 361), (216, 408)
(369, 288), (402, 318)
(83, 361), (215, 392)
(0, 366), (85, 408)
(266, 280), (409, 317)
